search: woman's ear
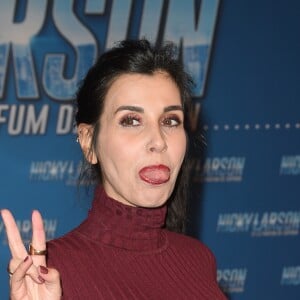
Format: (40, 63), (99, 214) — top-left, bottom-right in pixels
(77, 123), (98, 164)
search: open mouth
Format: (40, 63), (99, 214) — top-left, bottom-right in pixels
(138, 165), (170, 185)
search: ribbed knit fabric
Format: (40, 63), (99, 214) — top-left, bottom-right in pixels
(47, 187), (227, 299)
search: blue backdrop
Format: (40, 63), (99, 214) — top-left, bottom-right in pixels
(1, 1), (299, 299)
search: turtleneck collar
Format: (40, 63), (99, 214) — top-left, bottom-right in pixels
(77, 186), (168, 252)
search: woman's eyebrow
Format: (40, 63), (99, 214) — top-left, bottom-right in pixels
(114, 106), (144, 114)
(163, 105), (183, 112)
(114, 104), (183, 114)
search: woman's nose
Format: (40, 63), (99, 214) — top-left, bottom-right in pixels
(145, 124), (168, 153)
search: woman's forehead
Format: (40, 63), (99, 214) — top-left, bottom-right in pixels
(103, 72), (181, 109)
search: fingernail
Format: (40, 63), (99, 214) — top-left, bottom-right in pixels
(38, 275), (45, 283)
(24, 256), (29, 262)
(40, 265), (48, 274)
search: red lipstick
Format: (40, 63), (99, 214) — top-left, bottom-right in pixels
(139, 165), (170, 185)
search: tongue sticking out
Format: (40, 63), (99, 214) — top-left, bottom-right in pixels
(139, 165), (170, 185)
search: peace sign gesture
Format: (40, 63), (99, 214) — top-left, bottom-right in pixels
(1, 209), (62, 300)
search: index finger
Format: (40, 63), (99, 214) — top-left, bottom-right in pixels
(1, 209), (27, 259)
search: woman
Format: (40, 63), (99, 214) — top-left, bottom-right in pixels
(2, 39), (226, 299)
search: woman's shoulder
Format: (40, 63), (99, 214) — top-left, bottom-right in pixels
(166, 230), (210, 249)
(163, 230), (218, 280)
(47, 228), (77, 248)
(46, 223), (90, 272)
(165, 230), (216, 264)
(46, 222), (87, 259)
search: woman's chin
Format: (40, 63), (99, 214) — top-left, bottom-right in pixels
(134, 189), (170, 208)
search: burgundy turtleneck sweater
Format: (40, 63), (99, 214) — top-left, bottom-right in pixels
(47, 187), (226, 299)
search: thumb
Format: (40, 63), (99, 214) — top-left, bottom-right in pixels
(11, 256), (34, 290)
(39, 265), (62, 297)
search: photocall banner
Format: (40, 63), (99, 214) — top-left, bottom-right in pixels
(0, 1), (299, 299)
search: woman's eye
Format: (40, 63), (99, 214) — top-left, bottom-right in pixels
(162, 116), (181, 127)
(120, 116), (141, 127)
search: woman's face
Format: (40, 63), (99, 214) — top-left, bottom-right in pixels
(96, 72), (186, 208)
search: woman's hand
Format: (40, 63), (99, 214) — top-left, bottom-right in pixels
(1, 209), (62, 300)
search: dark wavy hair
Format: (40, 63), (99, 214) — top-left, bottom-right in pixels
(75, 39), (194, 233)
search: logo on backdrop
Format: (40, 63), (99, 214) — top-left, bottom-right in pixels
(217, 268), (247, 293)
(193, 156), (246, 182)
(29, 160), (96, 185)
(30, 160), (80, 185)
(0, 218), (57, 245)
(280, 155), (300, 175)
(0, 1), (220, 136)
(217, 211), (300, 236)
(281, 266), (300, 286)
